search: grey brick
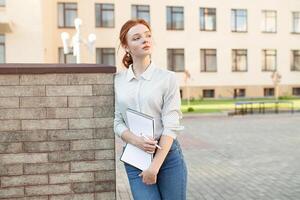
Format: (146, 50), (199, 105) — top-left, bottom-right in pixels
(0, 153), (48, 164)
(94, 106), (114, 118)
(0, 86), (45, 97)
(20, 74), (68, 85)
(72, 181), (115, 193)
(95, 170), (115, 181)
(0, 97), (19, 108)
(95, 192), (116, 200)
(24, 163), (69, 174)
(93, 84), (114, 96)
(71, 139), (114, 150)
(68, 96), (113, 107)
(48, 129), (94, 141)
(47, 107), (93, 119)
(49, 172), (94, 184)
(95, 150), (115, 160)
(22, 119), (68, 130)
(0, 130), (47, 142)
(0, 142), (22, 153)
(50, 194), (94, 200)
(0, 164), (23, 175)
(69, 118), (113, 129)
(20, 97), (67, 108)
(1, 175), (48, 187)
(24, 141), (70, 152)
(0, 75), (19, 85)
(0, 120), (21, 131)
(25, 184), (72, 195)
(46, 85), (92, 96)
(68, 73), (113, 85)
(49, 151), (95, 162)
(0, 187), (24, 198)
(94, 128), (114, 139)
(71, 160), (115, 172)
(0, 108), (46, 120)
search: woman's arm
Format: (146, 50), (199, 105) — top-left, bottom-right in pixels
(121, 130), (158, 154)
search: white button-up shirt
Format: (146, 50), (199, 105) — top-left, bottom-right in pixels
(114, 62), (184, 140)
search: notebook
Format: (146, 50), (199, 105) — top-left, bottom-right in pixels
(120, 108), (155, 171)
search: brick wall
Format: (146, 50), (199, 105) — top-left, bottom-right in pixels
(0, 64), (116, 200)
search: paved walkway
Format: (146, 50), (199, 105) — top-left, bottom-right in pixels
(116, 113), (300, 200)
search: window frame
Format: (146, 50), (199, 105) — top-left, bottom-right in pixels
(167, 48), (185, 72)
(261, 10), (277, 33)
(231, 9), (248, 32)
(200, 49), (217, 72)
(202, 89), (215, 98)
(58, 2), (78, 28)
(262, 49), (277, 72)
(132, 4), (150, 24)
(95, 3), (115, 28)
(291, 50), (300, 71)
(0, 0), (5, 7)
(292, 11), (300, 34)
(166, 6), (184, 30)
(58, 47), (76, 64)
(200, 7), (216, 31)
(96, 48), (116, 66)
(0, 34), (5, 63)
(232, 49), (248, 72)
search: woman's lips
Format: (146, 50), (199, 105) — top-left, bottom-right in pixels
(143, 46), (150, 50)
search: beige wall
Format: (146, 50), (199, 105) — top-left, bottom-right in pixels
(1, 0), (300, 98)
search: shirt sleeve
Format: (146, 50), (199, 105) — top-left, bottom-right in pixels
(113, 81), (129, 138)
(161, 73), (184, 139)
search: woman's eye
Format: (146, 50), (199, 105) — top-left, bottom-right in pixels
(146, 34), (152, 38)
(133, 37), (140, 41)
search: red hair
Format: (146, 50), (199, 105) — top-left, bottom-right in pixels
(119, 19), (151, 68)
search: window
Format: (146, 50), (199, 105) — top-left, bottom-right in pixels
(291, 50), (300, 71)
(0, 35), (5, 63)
(95, 4), (114, 28)
(0, 0), (5, 7)
(232, 49), (247, 72)
(262, 49), (277, 71)
(200, 8), (216, 31)
(231, 9), (247, 32)
(58, 3), (77, 28)
(203, 89), (215, 98)
(262, 10), (277, 33)
(96, 48), (115, 66)
(132, 5), (150, 24)
(167, 49), (185, 72)
(234, 89), (246, 98)
(292, 88), (300, 96)
(264, 88), (275, 97)
(58, 48), (76, 64)
(292, 12), (300, 33)
(200, 49), (217, 72)
(167, 6), (184, 30)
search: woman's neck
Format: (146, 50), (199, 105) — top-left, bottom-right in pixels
(132, 56), (151, 77)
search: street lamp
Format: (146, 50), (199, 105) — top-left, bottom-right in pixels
(60, 18), (96, 64)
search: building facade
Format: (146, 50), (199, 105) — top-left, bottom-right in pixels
(0, 0), (300, 98)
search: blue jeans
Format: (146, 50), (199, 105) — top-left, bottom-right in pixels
(124, 139), (187, 200)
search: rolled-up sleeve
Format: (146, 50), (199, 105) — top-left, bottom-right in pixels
(161, 73), (184, 139)
(113, 85), (128, 138)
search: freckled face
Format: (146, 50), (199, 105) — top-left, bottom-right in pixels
(125, 24), (153, 57)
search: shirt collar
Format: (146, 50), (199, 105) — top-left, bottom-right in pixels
(126, 62), (155, 82)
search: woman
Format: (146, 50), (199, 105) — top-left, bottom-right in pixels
(114, 19), (187, 200)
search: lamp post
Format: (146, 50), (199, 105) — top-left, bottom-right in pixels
(61, 18), (96, 64)
(271, 71), (282, 100)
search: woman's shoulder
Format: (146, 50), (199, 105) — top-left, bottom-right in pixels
(114, 68), (128, 82)
(154, 65), (175, 78)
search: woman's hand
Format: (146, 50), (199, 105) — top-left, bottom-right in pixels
(135, 135), (158, 154)
(139, 166), (159, 185)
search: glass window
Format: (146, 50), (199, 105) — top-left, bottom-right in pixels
(132, 5), (150, 24)
(0, 0), (5, 7)
(232, 49), (247, 72)
(234, 88), (246, 98)
(264, 88), (275, 97)
(291, 50), (300, 71)
(58, 3), (77, 28)
(58, 48), (76, 64)
(167, 6), (184, 30)
(95, 4), (114, 28)
(292, 12), (300, 33)
(167, 49), (185, 72)
(200, 8), (216, 31)
(262, 49), (277, 71)
(262, 10), (277, 33)
(292, 88), (300, 96)
(96, 48), (115, 66)
(203, 89), (215, 98)
(0, 35), (5, 63)
(200, 49), (217, 72)
(231, 9), (247, 32)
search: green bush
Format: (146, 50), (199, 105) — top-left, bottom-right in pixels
(187, 107), (194, 112)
